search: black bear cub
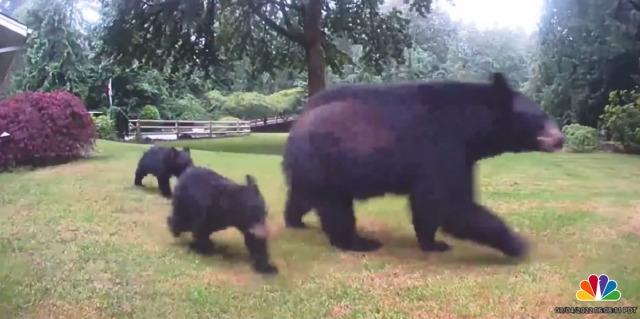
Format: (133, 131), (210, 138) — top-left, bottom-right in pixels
(282, 72), (565, 259)
(167, 166), (278, 275)
(134, 146), (193, 198)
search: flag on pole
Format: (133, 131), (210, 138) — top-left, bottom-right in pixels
(107, 78), (113, 107)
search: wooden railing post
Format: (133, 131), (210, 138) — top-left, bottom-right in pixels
(175, 120), (180, 140)
(135, 120), (141, 142)
(208, 121), (213, 138)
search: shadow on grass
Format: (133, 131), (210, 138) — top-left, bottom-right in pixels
(289, 224), (526, 267)
(168, 237), (256, 268)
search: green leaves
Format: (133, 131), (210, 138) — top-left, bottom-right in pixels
(11, 0), (92, 100)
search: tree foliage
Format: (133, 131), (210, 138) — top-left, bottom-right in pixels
(98, 0), (435, 97)
(10, 0), (93, 100)
(526, 0), (639, 127)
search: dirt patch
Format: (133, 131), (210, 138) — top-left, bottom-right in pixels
(358, 264), (424, 291)
(25, 300), (104, 319)
(619, 203), (640, 237)
(328, 304), (352, 318)
(28, 159), (108, 180)
(489, 200), (594, 215)
(161, 266), (252, 288)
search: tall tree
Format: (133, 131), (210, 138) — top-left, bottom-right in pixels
(99, 0), (434, 97)
(11, 0), (93, 99)
(526, 0), (638, 127)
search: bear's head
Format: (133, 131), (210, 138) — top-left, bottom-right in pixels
(237, 174), (269, 239)
(166, 147), (194, 177)
(485, 73), (565, 155)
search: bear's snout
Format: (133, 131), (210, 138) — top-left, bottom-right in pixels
(536, 121), (565, 152)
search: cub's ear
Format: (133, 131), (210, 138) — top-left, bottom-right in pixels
(245, 174), (258, 192)
(245, 174), (258, 189)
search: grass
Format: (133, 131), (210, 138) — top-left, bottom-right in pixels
(1, 137), (640, 319)
(159, 133), (289, 155)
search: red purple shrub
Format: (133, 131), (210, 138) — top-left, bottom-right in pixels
(0, 90), (98, 171)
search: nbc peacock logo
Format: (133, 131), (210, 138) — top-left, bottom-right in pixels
(576, 274), (621, 301)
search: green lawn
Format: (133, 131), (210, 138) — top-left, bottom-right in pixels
(159, 133), (289, 155)
(1, 138), (639, 319)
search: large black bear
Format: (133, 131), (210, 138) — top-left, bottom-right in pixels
(134, 146), (193, 198)
(281, 73), (565, 258)
(168, 166), (278, 275)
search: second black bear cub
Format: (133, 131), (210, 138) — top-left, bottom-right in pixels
(134, 146), (193, 198)
(168, 166), (278, 275)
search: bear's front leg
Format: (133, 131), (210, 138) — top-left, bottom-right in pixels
(134, 167), (146, 186)
(188, 223), (217, 255)
(157, 175), (173, 198)
(442, 203), (529, 258)
(241, 229), (278, 275)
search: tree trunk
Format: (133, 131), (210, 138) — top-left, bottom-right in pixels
(303, 0), (326, 98)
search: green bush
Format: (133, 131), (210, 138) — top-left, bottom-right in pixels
(266, 88), (305, 116)
(224, 91), (274, 119)
(140, 105), (160, 120)
(169, 95), (211, 120)
(561, 124), (599, 153)
(202, 87), (305, 120)
(92, 115), (117, 140)
(203, 90), (227, 112)
(600, 90), (640, 153)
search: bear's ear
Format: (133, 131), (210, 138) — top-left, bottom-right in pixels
(489, 72), (514, 112)
(245, 174), (257, 188)
(491, 72), (510, 91)
(182, 147), (190, 153)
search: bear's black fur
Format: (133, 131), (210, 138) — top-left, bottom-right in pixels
(167, 166), (278, 275)
(282, 73), (565, 258)
(134, 146), (193, 198)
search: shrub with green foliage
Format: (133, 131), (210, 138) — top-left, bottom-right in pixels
(224, 92), (274, 119)
(202, 88), (305, 120)
(140, 105), (160, 120)
(166, 95), (212, 120)
(600, 90), (640, 153)
(266, 88), (305, 116)
(561, 124), (599, 153)
(92, 115), (117, 140)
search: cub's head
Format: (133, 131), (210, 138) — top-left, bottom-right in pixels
(237, 174), (269, 239)
(165, 147), (194, 177)
(486, 73), (565, 154)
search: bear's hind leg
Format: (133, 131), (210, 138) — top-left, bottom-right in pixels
(441, 204), (529, 258)
(157, 175), (173, 198)
(284, 187), (313, 229)
(134, 167), (146, 186)
(315, 194), (382, 252)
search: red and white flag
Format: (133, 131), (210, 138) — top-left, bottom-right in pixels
(107, 78), (113, 107)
